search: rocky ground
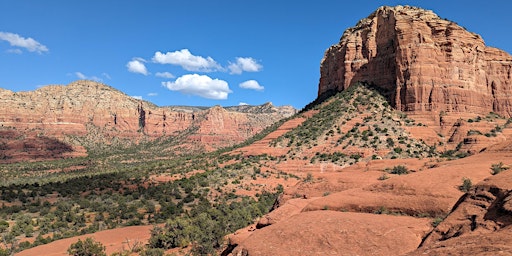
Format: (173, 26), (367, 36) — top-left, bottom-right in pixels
(4, 5), (512, 256)
(16, 225), (154, 256)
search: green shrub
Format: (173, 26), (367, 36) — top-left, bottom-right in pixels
(0, 248), (10, 256)
(140, 248), (164, 256)
(386, 165), (409, 175)
(491, 162), (509, 175)
(304, 173), (314, 183)
(67, 237), (106, 256)
(378, 174), (389, 180)
(386, 138), (394, 147)
(0, 220), (9, 233)
(374, 206), (390, 215)
(432, 217), (444, 227)
(459, 177), (472, 193)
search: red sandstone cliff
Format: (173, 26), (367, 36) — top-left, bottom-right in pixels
(0, 80), (295, 161)
(0, 80), (193, 138)
(319, 5), (512, 116)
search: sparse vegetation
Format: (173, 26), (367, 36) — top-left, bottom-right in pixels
(440, 142), (470, 160)
(148, 191), (277, 254)
(491, 162), (509, 175)
(374, 206), (390, 215)
(304, 173), (314, 182)
(271, 83), (438, 163)
(431, 217), (444, 227)
(378, 174), (390, 180)
(386, 165), (409, 175)
(459, 177), (472, 193)
(0, 139), (284, 254)
(67, 237), (106, 256)
(467, 116), (482, 123)
(467, 129), (483, 136)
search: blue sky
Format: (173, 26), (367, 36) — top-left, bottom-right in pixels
(1, 1), (511, 109)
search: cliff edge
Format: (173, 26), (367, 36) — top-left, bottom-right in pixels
(319, 5), (512, 116)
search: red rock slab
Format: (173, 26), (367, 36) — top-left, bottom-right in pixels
(407, 226), (512, 256)
(418, 168), (512, 250)
(303, 152), (512, 216)
(231, 211), (431, 256)
(256, 197), (314, 228)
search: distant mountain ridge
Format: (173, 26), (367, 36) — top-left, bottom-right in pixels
(0, 80), (296, 162)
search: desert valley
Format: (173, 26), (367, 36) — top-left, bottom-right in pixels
(2, 5), (512, 256)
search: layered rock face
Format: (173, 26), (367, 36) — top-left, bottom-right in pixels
(410, 170), (512, 255)
(319, 5), (512, 116)
(0, 80), (296, 156)
(189, 105), (294, 151)
(0, 80), (193, 139)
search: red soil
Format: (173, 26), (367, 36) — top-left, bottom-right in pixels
(16, 225), (153, 256)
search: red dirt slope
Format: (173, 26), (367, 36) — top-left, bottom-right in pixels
(16, 225), (153, 256)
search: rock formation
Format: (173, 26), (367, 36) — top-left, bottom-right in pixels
(319, 5), (512, 117)
(231, 211), (431, 256)
(0, 80), (296, 161)
(224, 6), (512, 255)
(410, 169), (512, 255)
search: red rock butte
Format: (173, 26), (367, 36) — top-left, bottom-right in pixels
(319, 5), (512, 116)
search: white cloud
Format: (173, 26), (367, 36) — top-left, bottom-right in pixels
(7, 48), (22, 54)
(162, 74), (231, 100)
(126, 58), (149, 75)
(228, 57), (262, 74)
(239, 80), (264, 91)
(75, 72), (102, 82)
(131, 96), (143, 100)
(155, 72), (175, 79)
(147, 92), (158, 97)
(152, 49), (222, 72)
(75, 72), (86, 79)
(0, 32), (48, 53)
(239, 102), (249, 106)
(102, 73), (111, 79)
